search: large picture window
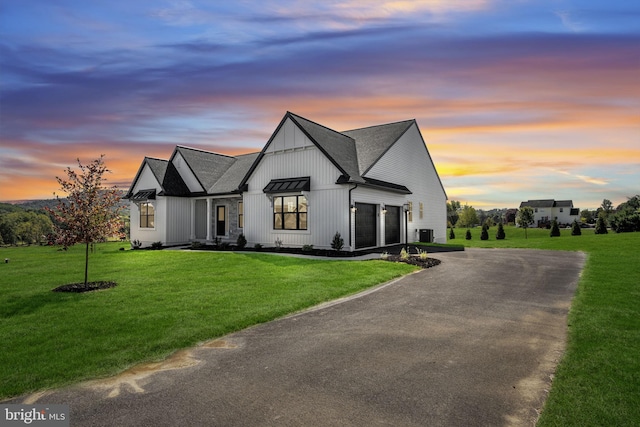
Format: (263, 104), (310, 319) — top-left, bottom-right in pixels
(140, 202), (155, 228)
(273, 195), (307, 230)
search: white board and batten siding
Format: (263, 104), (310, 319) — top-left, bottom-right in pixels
(164, 197), (191, 245)
(129, 163), (193, 246)
(364, 123), (448, 243)
(244, 118), (350, 249)
(129, 163), (166, 246)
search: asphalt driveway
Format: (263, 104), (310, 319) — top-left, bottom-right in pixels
(13, 248), (585, 426)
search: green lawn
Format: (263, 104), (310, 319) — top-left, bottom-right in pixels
(0, 244), (416, 399)
(429, 227), (640, 426)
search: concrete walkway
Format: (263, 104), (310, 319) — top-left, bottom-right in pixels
(12, 248), (585, 426)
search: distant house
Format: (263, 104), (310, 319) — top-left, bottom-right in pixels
(126, 111), (448, 250)
(519, 199), (580, 227)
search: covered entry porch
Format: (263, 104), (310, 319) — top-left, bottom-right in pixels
(190, 196), (243, 244)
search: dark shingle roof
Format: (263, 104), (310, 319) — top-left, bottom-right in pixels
(288, 113), (363, 182)
(520, 199), (574, 208)
(160, 161), (191, 196)
(145, 158), (168, 184)
(208, 152), (260, 194)
(174, 146), (236, 192)
(126, 157), (190, 198)
(343, 120), (414, 175)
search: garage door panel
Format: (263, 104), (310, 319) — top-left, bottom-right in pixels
(385, 205), (400, 245)
(355, 203), (376, 249)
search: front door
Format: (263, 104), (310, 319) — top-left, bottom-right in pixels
(216, 205), (226, 236)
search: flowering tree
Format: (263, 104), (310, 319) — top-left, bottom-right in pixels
(46, 156), (123, 288)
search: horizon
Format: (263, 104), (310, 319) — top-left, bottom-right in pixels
(1, 1), (638, 210)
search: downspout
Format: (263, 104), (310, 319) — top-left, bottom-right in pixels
(348, 184), (358, 251)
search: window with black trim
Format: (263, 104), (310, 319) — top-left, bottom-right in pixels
(273, 195), (307, 230)
(140, 202), (155, 228)
(238, 201), (244, 228)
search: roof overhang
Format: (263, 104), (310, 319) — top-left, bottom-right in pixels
(336, 175), (410, 194)
(263, 177), (310, 194)
(130, 189), (156, 201)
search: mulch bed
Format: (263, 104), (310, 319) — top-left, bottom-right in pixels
(383, 255), (441, 269)
(52, 281), (117, 293)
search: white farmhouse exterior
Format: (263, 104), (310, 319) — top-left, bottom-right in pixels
(519, 199), (580, 227)
(126, 112), (447, 250)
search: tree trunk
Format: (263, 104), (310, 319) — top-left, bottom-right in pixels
(84, 241), (90, 288)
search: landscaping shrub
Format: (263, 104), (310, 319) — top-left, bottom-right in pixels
(302, 244), (314, 252)
(480, 224), (489, 240)
(571, 220), (582, 236)
(496, 223), (506, 240)
(331, 231), (344, 251)
(595, 213), (608, 234)
(550, 220), (561, 237)
(449, 227), (455, 240)
(236, 233), (247, 249)
(151, 241), (163, 249)
(465, 229), (472, 240)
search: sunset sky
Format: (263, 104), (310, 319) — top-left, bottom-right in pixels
(1, 0), (638, 209)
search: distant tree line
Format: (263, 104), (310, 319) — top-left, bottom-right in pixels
(0, 195), (131, 246)
(0, 203), (54, 245)
(447, 195), (640, 234)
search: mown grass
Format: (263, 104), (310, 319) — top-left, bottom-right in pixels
(0, 244), (416, 399)
(426, 226), (640, 426)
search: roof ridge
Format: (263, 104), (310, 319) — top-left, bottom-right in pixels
(344, 118), (414, 133)
(287, 111), (355, 141)
(176, 145), (237, 159)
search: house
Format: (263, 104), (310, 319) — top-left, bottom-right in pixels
(519, 199), (580, 227)
(126, 112), (448, 250)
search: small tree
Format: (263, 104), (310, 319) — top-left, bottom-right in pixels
(465, 229), (472, 240)
(480, 224), (489, 240)
(571, 220), (582, 236)
(449, 227), (455, 240)
(550, 219), (561, 237)
(516, 206), (535, 239)
(458, 204), (478, 228)
(595, 212), (608, 234)
(236, 233), (247, 249)
(331, 231), (344, 252)
(46, 156), (123, 289)
(496, 222), (506, 240)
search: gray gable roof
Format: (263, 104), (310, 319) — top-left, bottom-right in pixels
(241, 112), (430, 193)
(343, 119), (414, 175)
(208, 152), (260, 194)
(173, 146), (236, 192)
(145, 158), (168, 184)
(125, 156), (192, 198)
(287, 113), (363, 182)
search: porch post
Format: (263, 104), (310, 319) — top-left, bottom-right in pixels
(190, 199), (196, 240)
(206, 198), (213, 242)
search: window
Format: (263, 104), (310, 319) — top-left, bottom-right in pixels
(140, 202), (155, 228)
(408, 202), (413, 222)
(419, 202), (424, 219)
(273, 195), (307, 230)
(238, 201), (244, 228)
